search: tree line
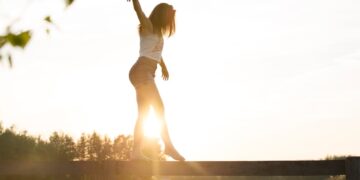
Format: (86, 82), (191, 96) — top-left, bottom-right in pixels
(0, 122), (163, 162)
(0, 122), (348, 180)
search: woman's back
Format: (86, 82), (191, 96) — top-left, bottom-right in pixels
(139, 33), (164, 62)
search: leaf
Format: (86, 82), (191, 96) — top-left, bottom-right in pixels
(44, 16), (53, 24)
(0, 36), (6, 48)
(6, 31), (32, 49)
(64, 0), (74, 7)
(8, 54), (13, 68)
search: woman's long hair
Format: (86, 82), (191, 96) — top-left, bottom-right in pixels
(139, 3), (176, 37)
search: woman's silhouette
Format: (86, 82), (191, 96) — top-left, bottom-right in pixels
(127, 0), (185, 161)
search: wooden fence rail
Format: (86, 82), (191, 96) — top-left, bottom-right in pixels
(0, 157), (359, 179)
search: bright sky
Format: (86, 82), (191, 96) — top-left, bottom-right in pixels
(0, 0), (360, 161)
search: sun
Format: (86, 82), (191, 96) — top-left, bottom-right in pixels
(143, 109), (161, 138)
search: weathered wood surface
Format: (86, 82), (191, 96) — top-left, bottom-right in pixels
(0, 160), (346, 176)
(346, 157), (360, 180)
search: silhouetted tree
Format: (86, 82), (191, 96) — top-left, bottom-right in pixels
(76, 133), (88, 161)
(48, 132), (76, 161)
(32, 136), (51, 161)
(113, 135), (133, 160)
(88, 132), (103, 161)
(0, 125), (37, 160)
(102, 135), (113, 160)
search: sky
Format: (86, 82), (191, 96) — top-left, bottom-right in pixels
(0, 0), (360, 161)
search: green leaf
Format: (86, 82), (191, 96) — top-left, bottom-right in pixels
(6, 31), (32, 49)
(8, 54), (13, 68)
(65, 0), (74, 7)
(0, 36), (6, 48)
(44, 16), (53, 24)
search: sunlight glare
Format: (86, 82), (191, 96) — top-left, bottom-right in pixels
(143, 108), (161, 138)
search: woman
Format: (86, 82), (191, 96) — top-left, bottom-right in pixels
(127, 0), (185, 161)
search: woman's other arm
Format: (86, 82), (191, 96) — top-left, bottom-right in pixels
(160, 58), (169, 81)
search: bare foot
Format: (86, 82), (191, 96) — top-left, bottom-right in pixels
(164, 148), (185, 161)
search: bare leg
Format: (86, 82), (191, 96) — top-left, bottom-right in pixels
(146, 83), (185, 161)
(132, 82), (184, 161)
(132, 85), (151, 159)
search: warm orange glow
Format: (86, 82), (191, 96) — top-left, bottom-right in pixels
(143, 108), (161, 138)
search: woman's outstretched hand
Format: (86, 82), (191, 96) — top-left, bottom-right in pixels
(160, 59), (169, 81)
(162, 68), (169, 81)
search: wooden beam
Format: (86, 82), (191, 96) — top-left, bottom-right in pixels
(346, 157), (360, 180)
(0, 160), (345, 176)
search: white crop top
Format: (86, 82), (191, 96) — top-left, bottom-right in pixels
(139, 34), (164, 63)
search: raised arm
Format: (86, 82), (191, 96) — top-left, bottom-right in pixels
(127, 0), (153, 31)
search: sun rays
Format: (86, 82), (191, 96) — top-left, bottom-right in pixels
(143, 108), (161, 138)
